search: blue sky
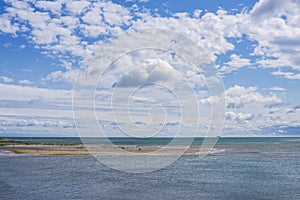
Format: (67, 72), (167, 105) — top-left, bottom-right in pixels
(0, 0), (299, 137)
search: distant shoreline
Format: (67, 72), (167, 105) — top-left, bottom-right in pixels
(0, 144), (212, 155)
(0, 138), (212, 155)
(1, 137), (299, 156)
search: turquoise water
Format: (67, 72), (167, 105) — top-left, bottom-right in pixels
(0, 137), (299, 199)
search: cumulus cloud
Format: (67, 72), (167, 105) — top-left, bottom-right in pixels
(19, 79), (32, 85)
(271, 71), (300, 80)
(235, 113), (254, 122)
(0, 116), (76, 137)
(132, 10), (241, 62)
(65, 0), (91, 15)
(247, 0), (300, 73)
(0, 0), (134, 78)
(0, 13), (19, 35)
(1, 0), (299, 82)
(225, 85), (282, 107)
(220, 54), (251, 73)
(35, 0), (63, 15)
(251, 0), (300, 24)
(0, 83), (74, 136)
(0, 76), (13, 83)
(0, 0), (299, 136)
(118, 59), (182, 87)
(250, 0), (284, 18)
(0, 118), (74, 128)
(226, 111), (254, 122)
(203, 85), (282, 109)
(200, 84), (299, 135)
(41, 69), (79, 83)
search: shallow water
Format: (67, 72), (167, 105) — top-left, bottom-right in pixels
(0, 138), (299, 200)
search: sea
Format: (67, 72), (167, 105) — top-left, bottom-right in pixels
(0, 137), (299, 200)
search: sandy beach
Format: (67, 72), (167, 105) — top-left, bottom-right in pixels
(0, 143), (214, 155)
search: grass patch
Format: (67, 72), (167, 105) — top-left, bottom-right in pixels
(12, 150), (92, 155)
(0, 138), (76, 146)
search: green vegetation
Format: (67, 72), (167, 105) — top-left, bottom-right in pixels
(11, 149), (91, 155)
(0, 138), (76, 146)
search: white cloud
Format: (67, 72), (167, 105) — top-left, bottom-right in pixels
(132, 10), (242, 62)
(246, 0), (300, 73)
(0, 83), (75, 136)
(35, 0), (63, 15)
(41, 69), (79, 83)
(225, 85), (282, 108)
(271, 71), (300, 80)
(251, 0), (300, 26)
(1, 0), (299, 84)
(235, 113), (254, 122)
(20, 68), (33, 72)
(271, 71), (293, 76)
(79, 24), (108, 38)
(226, 111), (254, 122)
(251, 0), (284, 18)
(118, 59), (182, 87)
(102, 2), (132, 26)
(286, 73), (300, 80)
(0, 0), (299, 137)
(0, 13), (19, 35)
(65, 0), (91, 15)
(1, 76), (13, 83)
(0, 0), (136, 81)
(200, 84), (298, 134)
(0, 83), (71, 101)
(0, 115), (76, 136)
(201, 85), (282, 109)
(81, 7), (103, 25)
(3, 42), (12, 48)
(0, 118), (74, 128)
(220, 54), (251, 73)
(256, 57), (293, 69)
(225, 111), (236, 120)
(270, 86), (286, 91)
(19, 79), (32, 85)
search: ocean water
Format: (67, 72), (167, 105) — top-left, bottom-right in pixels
(0, 137), (299, 200)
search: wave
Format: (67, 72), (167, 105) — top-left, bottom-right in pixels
(0, 150), (35, 157)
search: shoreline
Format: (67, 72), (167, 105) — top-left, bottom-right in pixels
(0, 144), (217, 155)
(2, 137), (298, 156)
(0, 138), (220, 155)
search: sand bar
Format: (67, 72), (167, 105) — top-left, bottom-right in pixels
(0, 144), (217, 155)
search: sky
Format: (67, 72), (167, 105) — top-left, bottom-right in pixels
(0, 0), (299, 137)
